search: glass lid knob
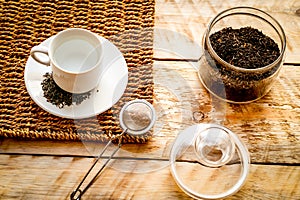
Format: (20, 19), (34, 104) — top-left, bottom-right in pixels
(194, 126), (235, 168)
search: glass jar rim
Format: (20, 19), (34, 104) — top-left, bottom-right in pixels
(205, 6), (287, 73)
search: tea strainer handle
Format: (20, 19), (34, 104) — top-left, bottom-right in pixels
(70, 130), (125, 200)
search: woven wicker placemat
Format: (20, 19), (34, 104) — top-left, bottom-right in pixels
(0, 0), (155, 143)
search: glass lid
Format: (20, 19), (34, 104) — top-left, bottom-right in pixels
(170, 123), (250, 199)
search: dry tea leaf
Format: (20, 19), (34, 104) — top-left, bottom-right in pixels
(41, 73), (91, 108)
(209, 27), (280, 69)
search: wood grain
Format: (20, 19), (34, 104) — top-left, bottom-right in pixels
(0, 1), (299, 199)
(0, 155), (299, 200)
(1, 62), (299, 164)
(154, 0), (300, 63)
(154, 61), (300, 164)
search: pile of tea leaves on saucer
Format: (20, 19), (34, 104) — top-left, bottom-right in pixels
(41, 72), (91, 108)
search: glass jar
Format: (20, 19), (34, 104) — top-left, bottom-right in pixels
(198, 7), (286, 103)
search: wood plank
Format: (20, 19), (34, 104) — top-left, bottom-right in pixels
(154, 61), (300, 164)
(1, 61), (299, 164)
(155, 0), (300, 63)
(0, 154), (299, 200)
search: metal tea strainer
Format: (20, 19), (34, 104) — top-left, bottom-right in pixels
(70, 99), (156, 200)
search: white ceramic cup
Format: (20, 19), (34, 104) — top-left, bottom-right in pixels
(30, 28), (103, 94)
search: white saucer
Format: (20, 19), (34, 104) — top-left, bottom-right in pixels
(24, 35), (128, 119)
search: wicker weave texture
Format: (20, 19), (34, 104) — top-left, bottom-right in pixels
(0, 0), (155, 143)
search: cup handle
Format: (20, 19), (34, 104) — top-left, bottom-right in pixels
(30, 45), (50, 66)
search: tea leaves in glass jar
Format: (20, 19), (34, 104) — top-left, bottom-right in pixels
(209, 27), (280, 69)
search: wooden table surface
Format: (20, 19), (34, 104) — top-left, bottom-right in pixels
(1, 1), (300, 199)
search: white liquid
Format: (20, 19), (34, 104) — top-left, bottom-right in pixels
(54, 39), (99, 73)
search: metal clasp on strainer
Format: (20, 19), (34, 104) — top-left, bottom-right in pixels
(70, 99), (156, 200)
